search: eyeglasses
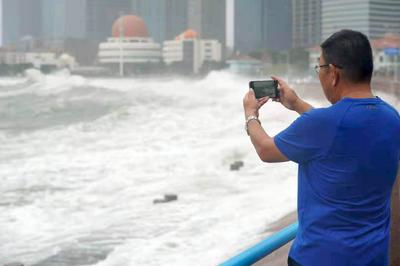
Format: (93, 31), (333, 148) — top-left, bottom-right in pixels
(314, 64), (329, 74)
(314, 64), (343, 74)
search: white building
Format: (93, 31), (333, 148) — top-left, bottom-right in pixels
(26, 53), (59, 68)
(0, 52), (58, 68)
(162, 29), (222, 74)
(308, 34), (400, 78)
(308, 46), (321, 70)
(371, 33), (400, 78)
(98, 15), (162, 75)
(322, 0), (400, 40)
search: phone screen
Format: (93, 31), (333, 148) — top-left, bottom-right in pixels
(250, 80), (278, 99)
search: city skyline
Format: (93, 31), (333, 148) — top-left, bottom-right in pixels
(1, 0), (227, 46)
(1, 0), (400, 51)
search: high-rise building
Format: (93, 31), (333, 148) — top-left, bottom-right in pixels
(86, 0), (132, 41)
(3, 0), (88, 43)
(131, 0), (188, 43)
(234, 0), (263, 53)
(262, 0), (292, 51)
(234, 0), (292, 53)
(41, 0), (86, 40)
(322, 0), (400, 41)
(2, 0), (42, 45)
(188, 0), (226, 47)
(292, 0), (321, 48)
(165, 0), (189, 41)
(131, 0), (167, 42)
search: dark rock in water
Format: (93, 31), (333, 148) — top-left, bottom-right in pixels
(4, 263), (24, 266)
(230, 160), (244, 171)
(30, 246), (111, 266)
(153, 194), (178, 204)
(153, 199), (164, 204)
(164, 194), (178, 201)
(230, 164), (240, 171)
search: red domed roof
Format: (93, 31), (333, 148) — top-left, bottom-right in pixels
(175, 29), (199, 40)
(112, 15), (148, 38)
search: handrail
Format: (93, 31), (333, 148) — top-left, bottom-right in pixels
(220, 221), (298, 266)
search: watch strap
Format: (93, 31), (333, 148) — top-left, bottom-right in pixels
(245, 115), (261, 135)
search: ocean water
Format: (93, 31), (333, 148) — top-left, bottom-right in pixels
(0, 70), (397, 266)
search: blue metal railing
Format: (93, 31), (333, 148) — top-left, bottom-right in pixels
(220, 222), (298, 266)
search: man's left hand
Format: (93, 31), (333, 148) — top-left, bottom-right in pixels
(243, 89), (269, 118)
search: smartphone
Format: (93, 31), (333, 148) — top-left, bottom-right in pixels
(249, 80), (279, 99)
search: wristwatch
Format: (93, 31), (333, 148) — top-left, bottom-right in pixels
(245, 115), (261, 135)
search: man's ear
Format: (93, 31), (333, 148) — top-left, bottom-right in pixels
(330, 65), (340, 87)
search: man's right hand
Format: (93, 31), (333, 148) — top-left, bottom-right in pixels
(271, 76), (313, 115)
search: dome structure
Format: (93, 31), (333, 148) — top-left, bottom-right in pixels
(175, 29), (199, 40)
(112, 15), (149, 38)
(98, 15), (161, 68)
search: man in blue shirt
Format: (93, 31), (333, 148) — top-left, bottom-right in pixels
(243, 29), (400, 265)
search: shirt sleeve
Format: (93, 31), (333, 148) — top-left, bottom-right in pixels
(274, 108), (336, 164)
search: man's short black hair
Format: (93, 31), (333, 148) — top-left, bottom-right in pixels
(320, 29), (373, 83)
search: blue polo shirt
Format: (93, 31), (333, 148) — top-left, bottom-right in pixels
(274, 97), (400, 266)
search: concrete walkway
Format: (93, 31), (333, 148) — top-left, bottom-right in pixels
(253, 211), (297, 266)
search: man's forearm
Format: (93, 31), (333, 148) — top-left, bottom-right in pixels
(294, 99), (313, 115)
(247, 120), (271, 160)
(246, 120), (288, 162)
